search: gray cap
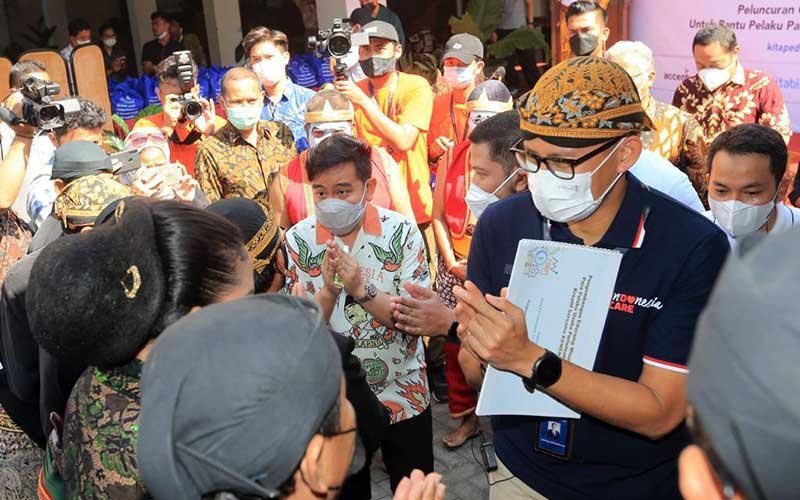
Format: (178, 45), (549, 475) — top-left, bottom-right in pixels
(361, 20), (399, 43)
(688, 229), (800, 500)
(51, 140), (112, 182)
(443, 33), (484, 64)
(137, 294), (342, 500)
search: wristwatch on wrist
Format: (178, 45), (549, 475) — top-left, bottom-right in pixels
(522, 350), (562, 393)
(354, 282), (378, 304)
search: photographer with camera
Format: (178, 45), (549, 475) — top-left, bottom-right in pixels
(242, 27), (315, 153)
(1, 64), (104, 233)
(133, 52), (224, 177)
(0, 61), (51, 226)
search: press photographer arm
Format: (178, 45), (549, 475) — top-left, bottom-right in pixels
(334, 79), (420, 153)
(0, 93), (36, 209)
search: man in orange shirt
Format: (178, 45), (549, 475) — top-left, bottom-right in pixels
(334, 21), (434, 228)
(427, 33), (484, 174)
(133, 53), (226, 177)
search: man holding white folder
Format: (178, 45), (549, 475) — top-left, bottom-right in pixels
(454, 57), (730, 499)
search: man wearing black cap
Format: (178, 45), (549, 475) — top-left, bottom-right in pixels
(680, 229), (800, 500)
(454, 57), (730, 499)
(27, 141), (121, 253)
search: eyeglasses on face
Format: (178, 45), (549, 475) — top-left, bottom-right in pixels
(509, 135), (626, 180)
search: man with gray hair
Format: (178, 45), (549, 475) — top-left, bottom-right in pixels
(195, 67), (297, 202)
(606, 41), (707, 202)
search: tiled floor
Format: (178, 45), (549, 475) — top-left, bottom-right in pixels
(371, 401), (491, 500)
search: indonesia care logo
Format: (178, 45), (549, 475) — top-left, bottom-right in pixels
(609, 292), (663, 314)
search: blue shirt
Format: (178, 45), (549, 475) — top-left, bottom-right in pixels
(260, 80), (315, 153)
(468, 175), (729, 500)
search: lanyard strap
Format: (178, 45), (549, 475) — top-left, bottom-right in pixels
(450, 93), (467, 143)
(540, 205), (651, 255)
(368, 73), (398, 120)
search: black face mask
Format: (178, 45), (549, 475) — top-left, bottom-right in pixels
(359, 57), (396, 79)
(569, 32), (599, 56)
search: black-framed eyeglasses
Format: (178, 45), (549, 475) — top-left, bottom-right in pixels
(510, 136), (624, 180)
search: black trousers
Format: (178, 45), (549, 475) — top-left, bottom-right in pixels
(382, 406), (434, 491)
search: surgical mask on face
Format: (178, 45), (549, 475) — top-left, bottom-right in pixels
(360, 56), (396, 78)
(103, 37), (117, 48)
(156, 30), (168, 40)
(316, 186), (368, 236)
(252, 59), (286, 87)
(443, 66), (475, 89)
(307, 121), (354, 149)
(698, 60), (735, 92)
(569, 32), (599, 56)
(467, 111), (497, 133)
(225, 102), (262, 131)
(708, 195), (775, 238)
(527, 139), (625, 223)
(465, 168), (521, 218)
(76, 38), (91, 46)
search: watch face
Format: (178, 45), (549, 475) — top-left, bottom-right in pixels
(537, 354), (562, 388)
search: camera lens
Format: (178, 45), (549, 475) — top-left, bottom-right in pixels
(38, 104), (61, 126)
(183, 100), (203, 121)
(329, 33), (351, 57)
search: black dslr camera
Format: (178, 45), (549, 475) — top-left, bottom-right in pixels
(172, 50), (203, 121)
(0, 78), (81, 130)
(308, 18), (369, 81)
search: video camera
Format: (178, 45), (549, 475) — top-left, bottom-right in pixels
(172, 50), (203, 121)
(0, 77), (81, 130)
(308, 18), (369, 81)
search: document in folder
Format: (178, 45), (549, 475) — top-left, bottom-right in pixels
(476, 239), (623, 418)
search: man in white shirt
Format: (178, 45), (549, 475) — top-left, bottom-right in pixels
(704, 123), (799, 248)
(630, 149), (705, 213)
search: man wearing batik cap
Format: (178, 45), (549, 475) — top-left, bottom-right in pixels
(454, 56), (729, 499)
(678, 229), (800, 500)
(269, 89), (414, 228)
(28, 140), (125, 252)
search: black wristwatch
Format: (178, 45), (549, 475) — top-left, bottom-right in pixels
(522, 350), (562, 393)
(354, 282), (378, 304)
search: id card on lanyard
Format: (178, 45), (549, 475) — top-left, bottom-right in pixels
(368, 73), (399, 121)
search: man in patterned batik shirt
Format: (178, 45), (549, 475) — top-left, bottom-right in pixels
(195, 68), (297, 203)
(284, 134), (433, 491)
(606, 41), (709, 203)
(673, 24), (793, 198)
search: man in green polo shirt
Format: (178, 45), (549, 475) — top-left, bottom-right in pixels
(351, 1), (405, 46)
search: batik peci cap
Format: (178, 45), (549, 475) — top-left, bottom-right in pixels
(517, 56), (653, 148)
(137, 294), (356, 500)
(688, 229), (800, 500)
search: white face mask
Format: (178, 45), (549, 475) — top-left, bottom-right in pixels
(307, 121), (354, 149)
(698, 60), (735, 92)
(103, 37), (117, 48)
(527, 139), (625, 223)
(156, 30), (168, 40)
(316, 186), (367, 236)
(708, 196), (775, 238)
(252, 59), (286, 87)
(443, 66), (475, 90)
(465, 168), (521, 218)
